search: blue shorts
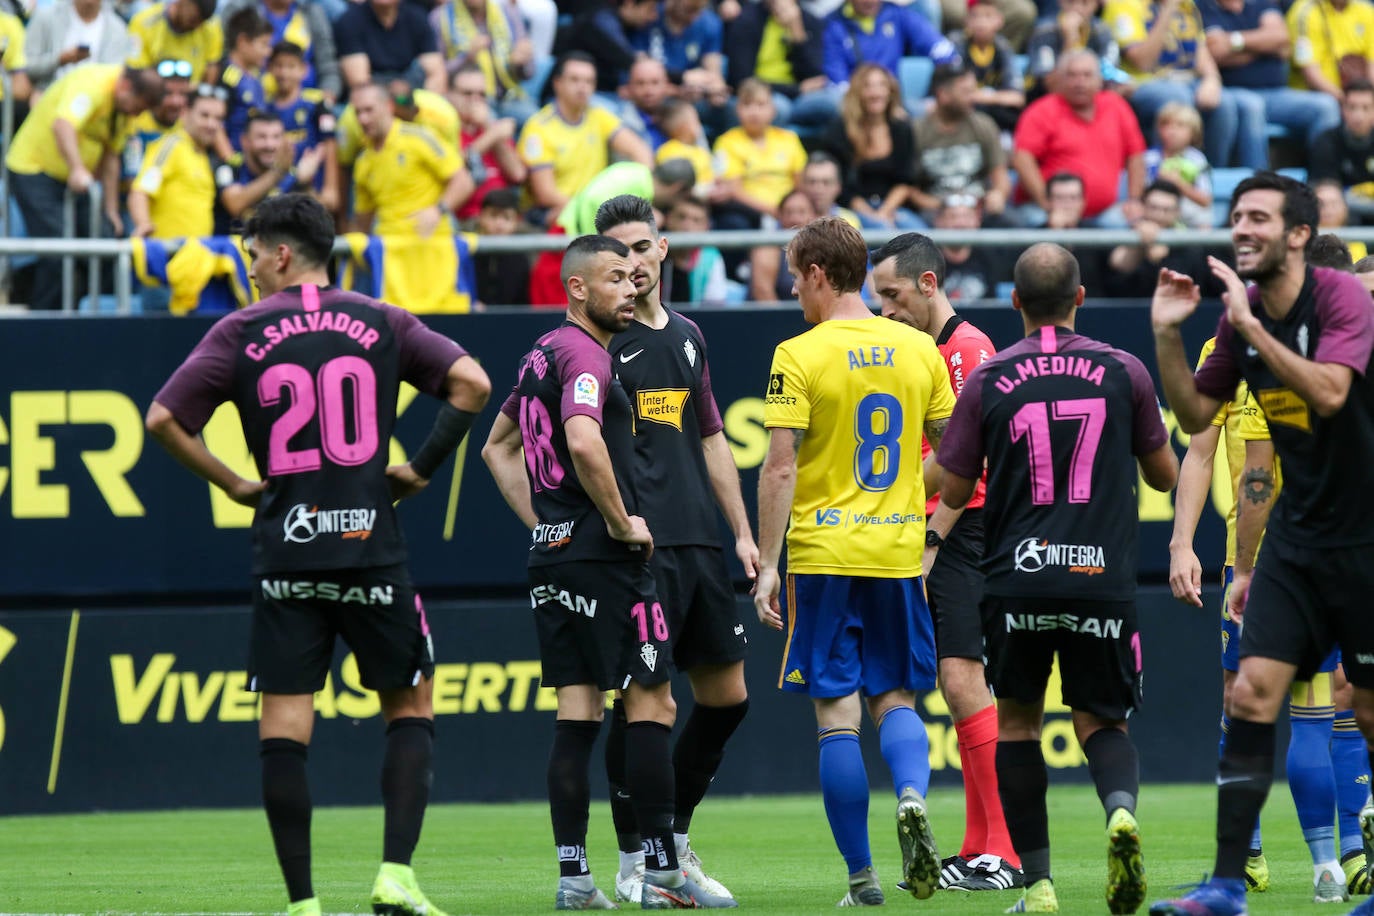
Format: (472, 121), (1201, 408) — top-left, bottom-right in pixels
(778, 573), (937, 698)
(1222, 565), (1338, 674)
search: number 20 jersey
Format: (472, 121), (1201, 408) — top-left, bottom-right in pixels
(764, 317), (956, 578)
(154, 284), (467, 575)
(937, 326), (1169, 601)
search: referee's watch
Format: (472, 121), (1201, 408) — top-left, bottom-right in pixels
(926, 529), (945, 548)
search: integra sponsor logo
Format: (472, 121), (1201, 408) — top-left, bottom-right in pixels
(1005, 613), (1123, 638)
(529, 584), (597, 618)
(282, 504), (377, 544)
(260, 580), (395, 605)
(532, 520), (575, 548)
(1013, 537), (1106, 575)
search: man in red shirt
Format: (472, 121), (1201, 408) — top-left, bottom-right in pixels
(870, 232), (1024, 894)
(1012, 49), (1146, 227)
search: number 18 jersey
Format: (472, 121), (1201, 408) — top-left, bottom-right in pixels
(764, 317), (956, 578)
(154, 284), (467, 575)
(937, 325), (1168, 600)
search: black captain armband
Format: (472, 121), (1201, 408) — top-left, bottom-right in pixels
(409, 403), (477, 480)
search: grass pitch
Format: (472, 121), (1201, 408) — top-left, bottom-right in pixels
(0, 783), (1337, 914)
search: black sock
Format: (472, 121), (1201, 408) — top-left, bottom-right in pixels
(673, 699), (748, 834)
(1215, 719), (1275, 881)
(626, 720), (679, 872)
(549, 719), (601, 877)
(997, 739), (1050, 884)
(605, 699), (642, 854)
(261, 738), (313, 902)
(1083, 727), (1139, 818)
(380, 717), (434, 866)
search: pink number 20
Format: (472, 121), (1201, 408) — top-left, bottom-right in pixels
(1007, 397), (1106, 505)
(258, 356), (380, 476)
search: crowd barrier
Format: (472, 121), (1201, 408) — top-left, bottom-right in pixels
(0, 588), (1228, 814)
(0, 305), (1229, 605)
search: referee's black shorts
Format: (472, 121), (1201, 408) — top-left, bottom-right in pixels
(926, 509), (987, 662)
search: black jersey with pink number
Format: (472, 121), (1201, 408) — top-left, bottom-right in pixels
(154, 284), (465, 575)
(499, 322), (640, 567)
(938, 325), (1168, 600)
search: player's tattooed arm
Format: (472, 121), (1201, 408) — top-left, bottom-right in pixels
(1232, 439), (1277, 581)
(790, 427), (805, 458)
(1240, 466), (1275, 505)
(924, 416), (950, 452)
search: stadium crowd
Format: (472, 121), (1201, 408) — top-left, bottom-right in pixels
(4, 0), (1374, 311)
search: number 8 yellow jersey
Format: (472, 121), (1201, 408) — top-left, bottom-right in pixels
(764, 317), (956, 578)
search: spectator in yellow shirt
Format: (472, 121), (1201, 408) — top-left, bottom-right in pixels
(129, 83), (226, 310)
(1287, 0), (1374, 99)
(516, 50), (652, 225)
(0, 11), (31, 104)
(6, 64), (163, 310)
(655, 97), (716, 195)
(334, 82), (460, 167)
(127, 0), (223, 84)
(351, 82), (473, 237)
(710, 76), (807, 230)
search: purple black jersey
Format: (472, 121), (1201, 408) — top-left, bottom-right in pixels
(609, 310), (725, 548)
(155, 284), (466, 575)
(499, 322), (641, 566)
(1194, 266), (1374, 547)
(938, 325), (1169, 600)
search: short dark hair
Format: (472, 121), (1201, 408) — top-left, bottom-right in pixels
(188, 0), (216, 22)
(268, 41), (306, 64)
(1046, 171), (1084, 195)
(871, 232), (947, 288)
(123, 67), (165, 106)
(787, 217), (869, 294)
(652, 157), (696, 192)
(1309, 233), (1354, 272)
(594, 193), (657, 234)
(552, 51), (597, 83)
(481, 188), (520, 211)
(226, 8), (272, 49)
(243, 194), (336, 268)
(1345, 79), (1374, 98)
(1014, 242), (1081, 320)
(1231, 170), (1319, 256)
(561, 234), (631, 288)
(244, 109), (284, 130)
(930, 62), (972, 94)
(1143, 180), (1182, 202)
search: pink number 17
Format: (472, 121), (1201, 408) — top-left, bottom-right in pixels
(1007, 397), (1106, 505)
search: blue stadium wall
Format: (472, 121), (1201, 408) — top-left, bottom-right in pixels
(0, 303), (1234, 813)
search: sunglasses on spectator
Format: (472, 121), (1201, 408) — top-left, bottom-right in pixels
(194, 83), (231, 102)
(156, 59), (193, 79)
(942, 193), (981, 209)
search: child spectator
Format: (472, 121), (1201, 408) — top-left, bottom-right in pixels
(266, 41), (339, 211)
(1143, 101), (1213, 228)
(710, 77), (807, 231)
(472, 188), (532, 307)
(662, 195), (731, 306)
(450, 63), (527, 220)
(1311, 80), (1374, 223)
(655, 97), (716, 196)
(220, 8), (273, 151)
(1315, 178), (1369, 261)
(949, 0), (1025, 133)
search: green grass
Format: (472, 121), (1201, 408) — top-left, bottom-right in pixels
(0, 783), (1338, 914)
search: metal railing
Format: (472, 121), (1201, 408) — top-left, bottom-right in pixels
(6, 226), (1374, 315)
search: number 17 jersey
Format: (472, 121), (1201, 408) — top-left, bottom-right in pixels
(937, 325), (1168, 600)
(764, 317), (956, 578)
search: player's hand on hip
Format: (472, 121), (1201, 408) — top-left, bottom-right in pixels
(1151, 267), (1201, 331)
(611, 514), (654, 561)
(228, 477), (268, 508)
(386, 463), (429, 501)
(753, 566), (783, 631)
(1168, 546), (1204, 607)
(414, 205), (443, 238)
(736, 535), (761, 581)
(1227, 570), (1252, 622)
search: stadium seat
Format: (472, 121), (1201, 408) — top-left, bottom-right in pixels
(899, 56), (934, 107)
(1210, 166), (1252, 225)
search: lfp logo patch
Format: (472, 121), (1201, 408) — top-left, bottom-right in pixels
(574, 372), (600, 408)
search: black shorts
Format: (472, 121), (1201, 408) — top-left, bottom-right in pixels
(1239, 536), (1374, 687)
(983, 595), (1142, 721)
(652, 545), (748, 670)
(531, 560), (673, 691)
(926, 510), (987, 661)
(249, 564), (434, 694)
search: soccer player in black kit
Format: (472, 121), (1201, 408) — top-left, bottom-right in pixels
(1149, 173), (1374, 916)
(481, 234), (737, 910)
(145, 194), (492, 916)
(593, 194), (759, 905)
(935, 243), (1179, 916)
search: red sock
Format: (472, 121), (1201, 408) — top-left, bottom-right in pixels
(955, 705), (1020, 868)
